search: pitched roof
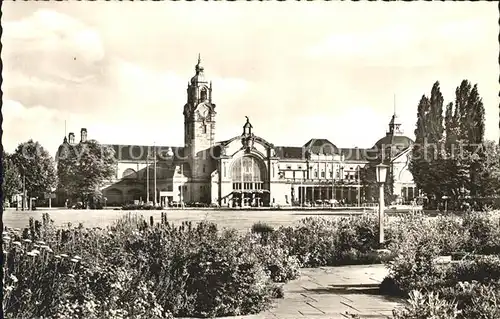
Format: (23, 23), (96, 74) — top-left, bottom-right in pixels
(274, 146), (305, 159)
(106, 144), (185, 162)
(340, 148), (375, 162)
(303, 138), (340, 155)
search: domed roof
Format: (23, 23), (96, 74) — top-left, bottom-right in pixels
(190, 54), (207, 84)
(374, 110), (413, 152)
(303, 138), (340, 155)
(373, 135), (413, 151)
(190, 72), (205, 84)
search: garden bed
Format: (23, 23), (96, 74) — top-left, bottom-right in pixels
(4, 210), (500, 318)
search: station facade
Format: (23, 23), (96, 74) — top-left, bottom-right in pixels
(56, 57), (418, 207)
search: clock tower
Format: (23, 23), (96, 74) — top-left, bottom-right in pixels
(183, 55), (216, 181)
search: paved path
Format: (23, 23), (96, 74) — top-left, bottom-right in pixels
(197, 264), (403, 319)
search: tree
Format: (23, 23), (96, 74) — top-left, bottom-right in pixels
(445, 80), (486, 197)
(444, 102), (458, 148)
(11, 140), (56, 206)
(409, 82), (446, 204)
(57, 139), (116, 207)
(411, 79), (488, 210)
(476, 140), (500, 197)
(2, 150), (22, 207)
(427, 82), (445, 145)
(464, 83), (486, 197)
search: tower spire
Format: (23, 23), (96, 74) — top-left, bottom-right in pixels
(195, 53), (203, 74)
(63, 120), (68, 142)
(393, 93), (396, 116)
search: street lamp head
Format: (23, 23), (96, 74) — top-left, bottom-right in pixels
(375, 163), (389, 184)
(166, 147), (174, 158)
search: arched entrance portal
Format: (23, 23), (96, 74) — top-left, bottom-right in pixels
(230, 155), (269, 207)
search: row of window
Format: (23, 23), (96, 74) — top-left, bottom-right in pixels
(283, 164), (359, 171)
(232, 182), (263, 190)
(281, 170), (359, 180)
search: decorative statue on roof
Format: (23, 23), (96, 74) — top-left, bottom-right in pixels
(241, 116), (255, 153)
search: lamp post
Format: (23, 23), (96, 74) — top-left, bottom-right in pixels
(146, 149), (150, 204)
(375, 163), (389, 245)
(22, 174), (26, 211)
(442, 195), (449, 213)
(357, 166), (361, 207)
(153, 142), (157, 207)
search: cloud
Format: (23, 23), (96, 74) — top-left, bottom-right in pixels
(2, 100), (64, 155)
(2, 9), (107, 111)
(2, 3), (497, 154)
(305, 17), (490, 68)
(3, 9), (105, 62)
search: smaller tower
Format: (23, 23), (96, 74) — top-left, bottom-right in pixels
(241, 116), (255, 153)
(68, 132), (75, 144)
(242, 116), (253, 136)
(80, 128), (88, 143)
(387, 94), (403, 136)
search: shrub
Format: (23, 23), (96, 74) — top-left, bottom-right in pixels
(2, 214), (288, 319)
(251, 221), (275, 234)
(272, 214), (388, 267)
(392, 290), (460, 319)
(251, 222), (275, 246)
(385, 211), (500, 319)
(393, 281), (500, 319)
(273, 217), (338, 267)
(333, 214), (388, 265)
(248, 235), (301, 283)
(385, 216), (447, 295)
(439, 281), (500, 319)
(118, 221), (278, 317)
(449, 255), (500, 284)
(462, 212), (500, 255)
(2, 233), (173, 319)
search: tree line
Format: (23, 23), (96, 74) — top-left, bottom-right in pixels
(2, 139), (116, 209)
(3, 80), (498, 210)
(409, 80), (499, 210)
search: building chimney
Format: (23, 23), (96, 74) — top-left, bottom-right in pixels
(68, 132), (75, 144)
(81, 128), (88, 143)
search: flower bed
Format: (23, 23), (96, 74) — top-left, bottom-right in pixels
(4, 210), (500, 318)
(2, 213), (297, 319)
(381, 211), (500, 318)
(269, 214), (396, 268)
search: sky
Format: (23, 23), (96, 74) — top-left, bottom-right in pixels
(2, 1), (498, 156)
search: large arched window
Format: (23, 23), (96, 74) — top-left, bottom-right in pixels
(230, 156), (266, 190)
(122, 168), (137, 179)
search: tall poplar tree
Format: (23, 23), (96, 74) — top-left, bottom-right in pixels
(410, 81), (446, 204)
(466, 84), (486, 197)
(428, 82), (445, 145)
(410, 95), (431, 195)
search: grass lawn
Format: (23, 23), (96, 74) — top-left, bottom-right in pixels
(2, 207), (400, 231)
